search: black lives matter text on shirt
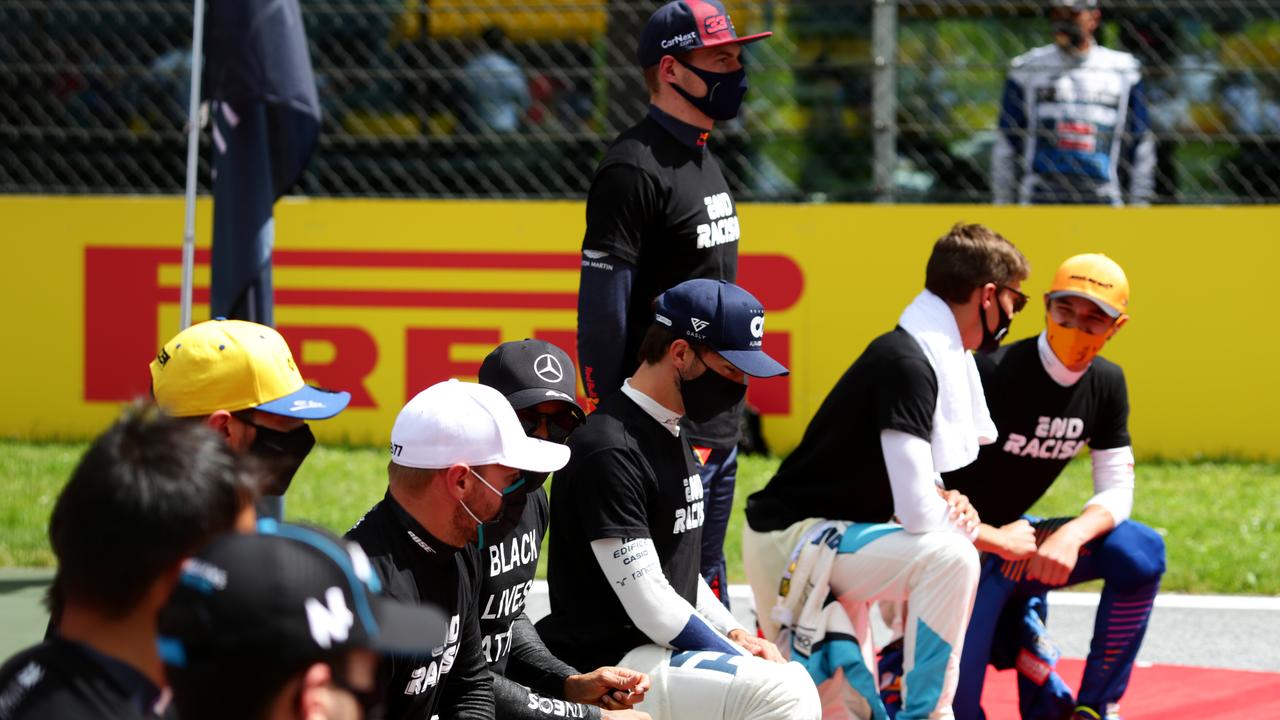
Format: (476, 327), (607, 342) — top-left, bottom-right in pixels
(943, 336), (1132, 527)
(582, 113), (742, 449)
(479, 490), (547, 674)
(345, 494), (493, 720)
(537, 392), (705, 672)
(745, 329), (938, 532)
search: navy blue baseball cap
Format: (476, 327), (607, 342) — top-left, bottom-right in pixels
(637, 0), (772, 68)
(653, 279), (788, 378)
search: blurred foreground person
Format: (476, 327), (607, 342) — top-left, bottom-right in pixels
(0, 405), (256, 719)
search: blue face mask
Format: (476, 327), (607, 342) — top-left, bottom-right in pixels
(457, 467), (527, 549)
(670, 56), (748, 122)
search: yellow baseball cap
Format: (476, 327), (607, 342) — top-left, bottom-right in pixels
(149, 319), (350, 419)
(1048, 253), (1130, 318)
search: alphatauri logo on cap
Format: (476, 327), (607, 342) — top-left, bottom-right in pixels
(691, 318), (710, 333)
(534, 354), (564, 383)
(750, 316), (764, 338)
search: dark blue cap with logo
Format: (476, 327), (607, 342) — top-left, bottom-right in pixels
(637, 0), (772, 68)
(653, 279), (788, 378)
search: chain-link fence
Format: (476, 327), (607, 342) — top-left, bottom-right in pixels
(2, 0), (1279, 202)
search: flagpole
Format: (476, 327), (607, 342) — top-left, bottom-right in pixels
(179, 0), (207, 331)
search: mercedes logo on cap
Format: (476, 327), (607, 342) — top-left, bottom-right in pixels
(533, 354), (564, 383)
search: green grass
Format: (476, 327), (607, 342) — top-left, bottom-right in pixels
(3, 439), (1277, 594)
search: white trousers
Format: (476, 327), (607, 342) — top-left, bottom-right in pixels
(618, 644), (822, 720)
(744, 521), (980, 720)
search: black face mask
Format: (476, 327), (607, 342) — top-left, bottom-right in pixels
(671, 57), (748, 122)
(977, 299), (1013, 355)
(247, 423), (316, 496)
(679, 354), (747, 422)
(459, 469), (532, 549)
(1053, 19), (1086, 51)
(481, 486), (531, 548)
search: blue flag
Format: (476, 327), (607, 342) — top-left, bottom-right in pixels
(206, 0), (319, 324)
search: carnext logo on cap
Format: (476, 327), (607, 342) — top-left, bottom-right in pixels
(662, 31), (698, 49)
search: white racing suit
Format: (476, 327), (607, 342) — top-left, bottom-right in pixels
(992, 43), (1156, 205)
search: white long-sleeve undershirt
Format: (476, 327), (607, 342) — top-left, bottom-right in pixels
(1086, 445), (1135, 524)
(591, 537), (746, 656)
(882, 429), (977, 539)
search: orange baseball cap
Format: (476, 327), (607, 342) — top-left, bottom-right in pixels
(1048, 253), (1129, 318)
(149, 319), (350, 419)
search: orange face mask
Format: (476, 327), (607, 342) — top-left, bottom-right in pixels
(1045, 314), (1126, 369)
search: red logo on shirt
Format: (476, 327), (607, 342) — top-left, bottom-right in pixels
(1056, 120), (1097, 153)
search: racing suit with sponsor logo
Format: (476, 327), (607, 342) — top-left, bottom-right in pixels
(992, 43), (1155, 206)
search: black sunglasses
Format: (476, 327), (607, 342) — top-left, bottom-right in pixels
(516, 408), (580, 444)
(1000, 285), (1030, 314)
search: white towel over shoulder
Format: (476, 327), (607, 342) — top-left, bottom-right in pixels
(897, 290), (997, 473)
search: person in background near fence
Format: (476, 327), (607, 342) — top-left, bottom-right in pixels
(576, 0), (772, 613)
(149, 318), (351, 509)
(992, 0), (1155, 206)
(744, 224), (1031, 720)
(460, 26), (531, 134)
(477, 339), (653, 720)
(944, 254), (1165, 720)
(345, 379), (570, 720)
(0, 404), (257, 719)
(541, 279), (818, 720)
(158, 523), (450, 720)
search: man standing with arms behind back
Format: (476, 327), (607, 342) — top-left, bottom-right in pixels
(992, 0), (1155, 205)
(577, 0), (772, 608)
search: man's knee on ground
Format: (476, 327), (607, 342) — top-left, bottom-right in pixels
(1096, 521), (1166, 587)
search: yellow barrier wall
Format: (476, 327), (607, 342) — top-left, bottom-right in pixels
(2, 196), (1276, 460)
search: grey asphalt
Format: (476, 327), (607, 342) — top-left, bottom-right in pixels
(6, 571), (1278, 673)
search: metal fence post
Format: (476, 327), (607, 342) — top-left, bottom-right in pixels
(872, 0), (898, 202)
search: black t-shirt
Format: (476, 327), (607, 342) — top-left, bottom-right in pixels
(942, 336), (1132, 527)
(746, 329), (938, 531)
(480, 489), (547, 675)
(346, 493), (493, 720)
(0, 639), (162, 720)
(582, 108), (742, 448)
(537, 391), (704, 671)
(482, 489), (603, 720)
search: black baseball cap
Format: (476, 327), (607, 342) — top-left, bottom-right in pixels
(158, 521), (449, 671)
(653, 279), (789, 378)
(637, 0), (772, 68)
(478, 339), (585, 423)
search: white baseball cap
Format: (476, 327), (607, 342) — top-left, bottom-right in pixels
(389, 380), (570, 473)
